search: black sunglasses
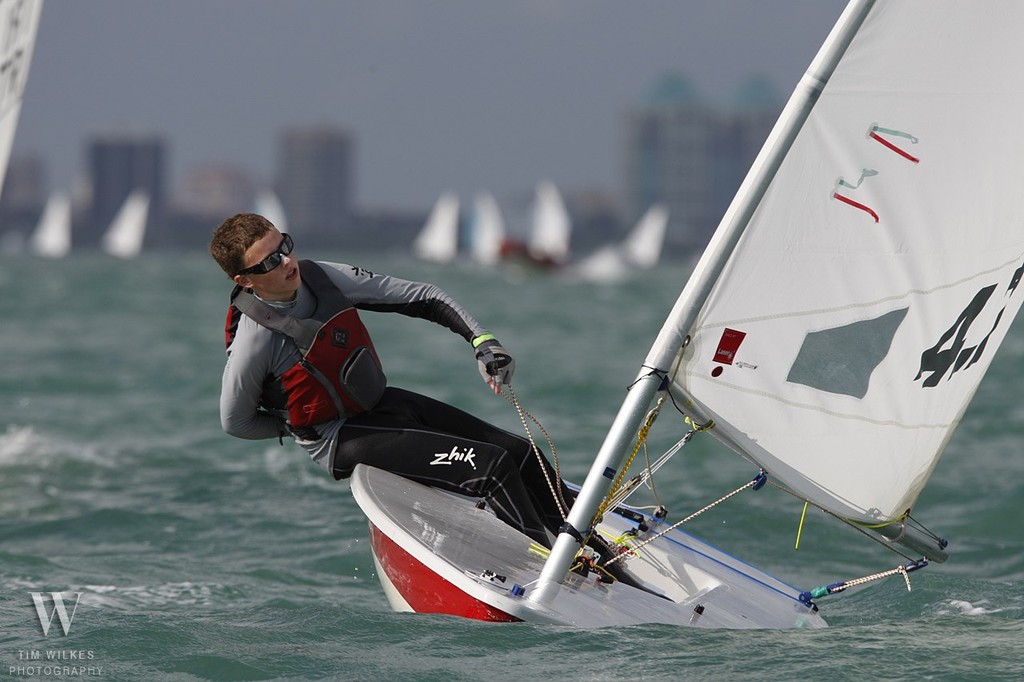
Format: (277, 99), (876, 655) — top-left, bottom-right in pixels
(237, 233), (293, 276)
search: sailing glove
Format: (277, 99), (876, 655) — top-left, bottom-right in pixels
(474, 337), (515, 394)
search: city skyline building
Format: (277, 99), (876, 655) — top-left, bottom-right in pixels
(0, 155), (47, 249)
(624, 72), (781, 255)
(625, 73), (717, 255)
(275, 126), (354, 242)
(174, 165), (255, 220)
(86, 133), (166, 248)
(0, 76), (782, 257)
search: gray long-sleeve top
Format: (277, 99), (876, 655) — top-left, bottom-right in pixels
(220, 260), (490, 473)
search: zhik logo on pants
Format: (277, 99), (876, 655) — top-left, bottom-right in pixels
(430, 446), (477, 470)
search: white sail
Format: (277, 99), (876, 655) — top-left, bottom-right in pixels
(536, 0), (1024, 598)
(528, 181), (571, 264)
(102, 189), (150, 259)
(664, 0), (1024, 527)
(412, 192), (459, 264)
(572, 204), (668, 281)
(0, 0), (43, 197)
(254, 190), (288, 234)
(30, 192), (71, 258)
(468, 192), (504, 265)
(621, 204), (667, 269)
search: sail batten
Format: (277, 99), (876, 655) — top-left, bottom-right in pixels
(692, 249), (1024, 332)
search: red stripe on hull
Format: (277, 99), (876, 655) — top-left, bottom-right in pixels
(369, 523), (521, 622)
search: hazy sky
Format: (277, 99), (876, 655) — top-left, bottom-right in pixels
(15, 1), (848, 213)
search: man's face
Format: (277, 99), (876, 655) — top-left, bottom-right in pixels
(233, 228), (301, 301)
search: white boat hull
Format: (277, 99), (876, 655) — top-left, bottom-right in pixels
(351, 465), (827, 629)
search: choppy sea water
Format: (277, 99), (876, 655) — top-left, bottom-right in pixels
(1, 252), (1022, 681)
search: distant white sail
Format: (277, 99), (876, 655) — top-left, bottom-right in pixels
(412, 192), (459, 264)
(528, 181), (571, 265)
(571, 204), (668, 282)
(621, 204), (667, 269)
(255, 190), (288, 233)
(0, 0), (43, 197)
(30, 192), (71, 258)
(102, 190), (150, 259)
(469, 192), (504, 265)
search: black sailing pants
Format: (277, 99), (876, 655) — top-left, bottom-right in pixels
(333, 387), (569, 547)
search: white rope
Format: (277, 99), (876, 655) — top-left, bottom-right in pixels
(605, 431), (694, 510)
(602, 478), (759, 568)
(841, 564), (916, 592)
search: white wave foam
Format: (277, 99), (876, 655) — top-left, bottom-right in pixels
(945, 599), (1002, 616)
(2, 579), (221, 612)
(0, 423), (109, 467)
(80, 582), (219, 611)
(0, 424), (42, 463)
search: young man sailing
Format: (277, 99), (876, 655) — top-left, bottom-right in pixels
(209, 212), (571, 549)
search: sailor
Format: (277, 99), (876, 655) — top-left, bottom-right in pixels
(209, 213), (571, 548)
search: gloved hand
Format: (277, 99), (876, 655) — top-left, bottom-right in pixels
(474, 337), (515, 394)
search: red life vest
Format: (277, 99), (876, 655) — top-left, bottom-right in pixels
(225, 260), (386, 430)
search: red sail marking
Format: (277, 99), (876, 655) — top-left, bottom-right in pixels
(869, 131), (920, 163)
(833, 192), (880, 223)
(713, 328), (747, 365)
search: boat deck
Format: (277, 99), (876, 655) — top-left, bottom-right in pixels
(350, 465), (827, 629)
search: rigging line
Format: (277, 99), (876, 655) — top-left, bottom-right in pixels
(640, 426), (661, 508)
(662, 378), (688, 417)
(606, 430), (694, 510)
(626, 365), (666, 391)
(765, 480), (917, 562)
(504, 385), (570, 518)
(602, 477), (760, 569)
(801, 559), (927, 604)
(795, 501), (810, 550)
(905, 514), (944, 543)
(591, 395), (667, 531)
(620, 355), (704, 497)
(663, 355), (716, 432)
(612, 363), (687, 510)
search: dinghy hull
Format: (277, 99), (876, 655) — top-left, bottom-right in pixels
(352, 465), (827, 629)
(369, 522), (520, 622)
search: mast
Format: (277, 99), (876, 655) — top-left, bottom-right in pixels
(530, 0), (878, 606)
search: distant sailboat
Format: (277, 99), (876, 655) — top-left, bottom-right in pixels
(30, 192), (72, 258)
(499, 181), (572, 269)
(621, 204), (668, 268)
(102, 190), (150, 259)
(572, 204), (668, 281)
(528, 180), (571, 266)
(412, 192), (459, 264)
(468, 192), (504, 266)
(255, 190), (289, 233)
